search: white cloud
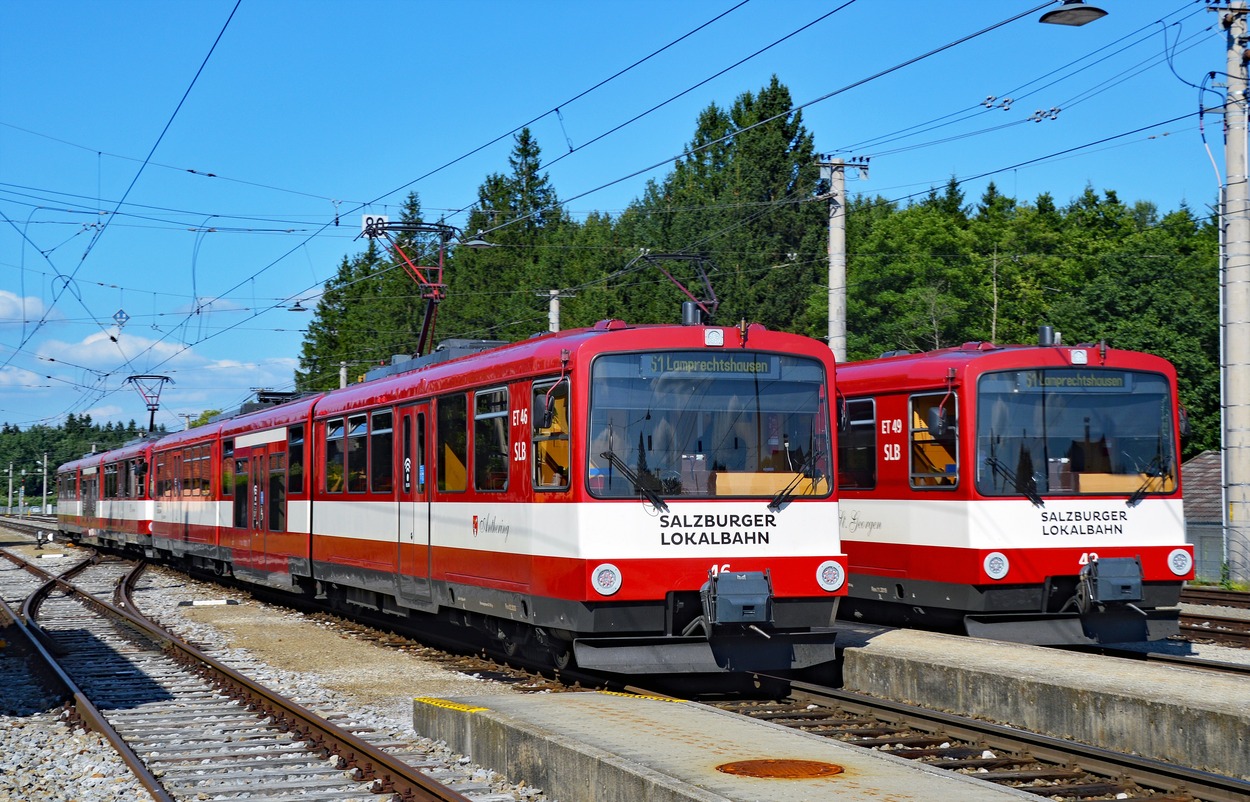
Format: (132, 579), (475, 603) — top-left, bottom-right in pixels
(0, 290), (51, 328)
(82, 403), (126, 422)
(41, 330), (204, 371)
(0, 365), (45, 388)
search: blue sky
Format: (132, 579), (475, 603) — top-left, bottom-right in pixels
(0, 0), (1228, 431)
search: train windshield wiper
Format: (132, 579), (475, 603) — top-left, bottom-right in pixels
(1126, 458), (1166, 508)
(985, 456), (1044, 507)
(768, 452), (821, 513)
(599, 450), (669, 512)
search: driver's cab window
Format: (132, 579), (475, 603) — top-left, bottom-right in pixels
(533, 380), (570, 490)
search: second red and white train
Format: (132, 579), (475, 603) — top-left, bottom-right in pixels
(834, 327), (1194, 644)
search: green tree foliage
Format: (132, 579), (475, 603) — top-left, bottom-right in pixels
(439, 129), (569, 342)
(618, 76), (827, 329)
(844, 182), (1219, 456)
(294, 78), (1220, 458)
(1048, 203), (1219, 454)
(296, 194), (438, 390)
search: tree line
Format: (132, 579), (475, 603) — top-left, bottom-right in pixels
(296, 76), (1219, 458)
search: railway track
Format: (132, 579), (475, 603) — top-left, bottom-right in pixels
(1180, 587), (1250, 609)
(0, 549), (502, 801)
(1179, 586), (1250, 647)
(1179, 613), (1250, 647)
(8, 524), (1248, 800)
(714, 678), (1250, 802)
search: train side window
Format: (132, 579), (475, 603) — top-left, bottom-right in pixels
(533, 380), (570, 490)
(401, 412), (427, 494)
(437, 395), (468, 492)
(176, 449), (189, 497)
(474, 388), (510, 492)
(155, 453), (169, 498)
(370, 411), (394, 493)
(347, 414), (368, 493)
(837, 398), (877, 490)
(186, 448), (199, 497)
(221, 440), (234, 497)
(200, 446), (212, 496)
(104, 463), (118, 499)
(288, 426), (305, 495)
(268, 452), (287, 532)
(910, 392), (958, 488)
(324, 418), (345, 493)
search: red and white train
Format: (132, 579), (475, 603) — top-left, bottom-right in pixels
(833, 327), (1194, 644)
(57, 318), (847, 674)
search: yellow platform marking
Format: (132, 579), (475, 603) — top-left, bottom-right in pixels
(597, 690), (687, 703)
(413, 697), (490, 713)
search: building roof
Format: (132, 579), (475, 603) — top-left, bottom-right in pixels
(1183, 450), (1222, 524)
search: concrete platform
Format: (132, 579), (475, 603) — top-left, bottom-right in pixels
(837, 624), (1250, 781)
(413, 691), (1035, 802)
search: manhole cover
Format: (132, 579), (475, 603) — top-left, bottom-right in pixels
(716, 759), (844, 779)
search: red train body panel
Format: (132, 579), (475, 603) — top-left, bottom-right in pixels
(834, 336), (1194, 644)
(58, 320), (847, 674)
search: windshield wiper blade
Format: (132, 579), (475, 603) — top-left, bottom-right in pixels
(1126, 461), (1166, 508)
(600, 450), (669, 511)
(768, 452), (821, 513)
(986, 456), (1044, 507)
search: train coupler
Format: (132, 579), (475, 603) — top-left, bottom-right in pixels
(1076, 556), (1144, 614)
(679, 569), (776, 639)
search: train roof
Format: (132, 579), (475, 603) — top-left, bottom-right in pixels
(837, 341), (1178, 390)
(56, 433), (160, 473)
(313, 319), (831, 417)
(56, 320), (833, 467)
(217, 392), (322, 437)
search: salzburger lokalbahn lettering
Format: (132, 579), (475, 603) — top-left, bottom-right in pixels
(658, 513), (777, 528)
(661, 531), (771, 546)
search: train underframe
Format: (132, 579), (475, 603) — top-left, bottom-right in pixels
(841, 571), (1182, 644)
(69, 526), (840, 675)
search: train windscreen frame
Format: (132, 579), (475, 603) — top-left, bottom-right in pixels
(587, 350), (832, 499)
(975, 368), (1177, 498)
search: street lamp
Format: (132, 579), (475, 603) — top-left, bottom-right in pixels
(1039, 0), (1108, 27)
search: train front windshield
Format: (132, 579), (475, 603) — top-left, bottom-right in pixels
(587, 351), (832, 499)
(975, 368), (1177, 498)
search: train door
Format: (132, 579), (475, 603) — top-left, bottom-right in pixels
(242, 441), (287, 578)
(241, 449), (264, 571)
(397, 403), (432, 605)
(82, 466), (98, 521)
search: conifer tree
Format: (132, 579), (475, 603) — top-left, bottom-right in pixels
(439, 130), (568, 343)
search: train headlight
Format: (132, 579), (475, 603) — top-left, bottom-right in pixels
(592, 563), (623, 596)
(816, 560), (846, 592)
(1166, 548), (1193, 577)
(983, 552), (1010, 580)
